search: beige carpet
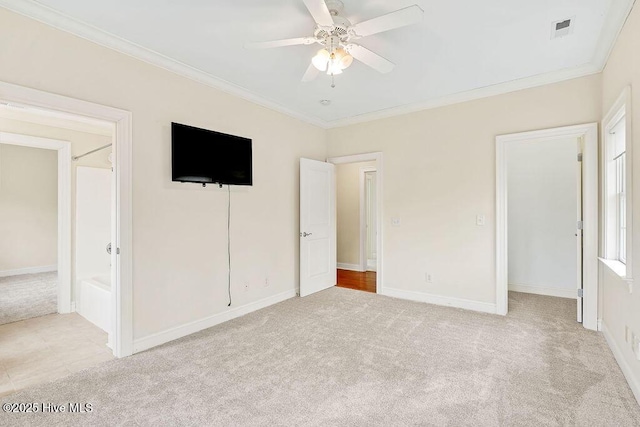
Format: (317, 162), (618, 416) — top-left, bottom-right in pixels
(1, 288), (639, 426)
(0, 272), (57, 326)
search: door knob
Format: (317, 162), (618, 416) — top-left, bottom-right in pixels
(301, 232), (313, 237)
(106, 243), (112, 254)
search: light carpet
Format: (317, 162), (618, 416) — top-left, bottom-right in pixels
(0, 272), (57, 326)
(1, 288), (639, 426)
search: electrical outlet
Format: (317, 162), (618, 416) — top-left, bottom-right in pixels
(425, 273), (433, 283)
(476, 215), (485, 226)
(391, 217), (401, 227)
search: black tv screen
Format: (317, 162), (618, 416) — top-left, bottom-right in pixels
(171, 122), (252, 186)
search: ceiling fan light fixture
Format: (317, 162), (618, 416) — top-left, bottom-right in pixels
(312, 49), (330, 71)
(331, 48), (352, 70)
(327, 63), (343, 75)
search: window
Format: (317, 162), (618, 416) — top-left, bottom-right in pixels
(615, 148), (626, 263)
(604, 108), (628, 268)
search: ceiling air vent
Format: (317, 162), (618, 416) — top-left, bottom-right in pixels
(551, 17), (575, 39)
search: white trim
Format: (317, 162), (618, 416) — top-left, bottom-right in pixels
(601, 87), (633, 279)
(0, 265), (57, 278)
(359, 166), (377, 272)
(0, 132), (72, 314)
(496, 123), (599, 330)
(508, 284), (576, 299)
(0, 0), (325, 129)
(0, 103), (113, 136)
(337, 263), (364, 272)
(380, 287), (496, 315)
(0, 0), (634, 129)
(133, 289), (296, 353)
(602, 322), (640, 406)
(328, 152), (383, 294)
(591, 0), (637, 72)
(327, 65), (601, 128)
(599, 257), (627, 279)
(0, 80), (134, 358)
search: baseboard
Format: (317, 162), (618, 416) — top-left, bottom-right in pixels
(508, 284), (575, 299)
(133, 289), (296, 353)
(601, 322), (640, 406)
(367, 260), (377, 272)
(0, 265), (57, 277)
(380, 287), (496, 314)
(337, 263), (364, 272)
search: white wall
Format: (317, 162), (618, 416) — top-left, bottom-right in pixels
(336, 161), (376, 268)
(75, 166), (111, 282)
(0, 143), (57, 273)
(0, 8), (327, 341)
(328, 75), (601, 309)
(600, 2), (640, 401)
(507, 138), (578, 297)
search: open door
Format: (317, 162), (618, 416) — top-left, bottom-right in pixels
(300, 158), (336, 297)
(576, 141), (583, 323)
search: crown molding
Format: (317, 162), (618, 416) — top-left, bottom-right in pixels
(324, 63), (601, 128)
(326, 0), (636, 129)
(592, 0), (636, 71)
(0, 0), (328, 129)
(1, 0), (635, 130)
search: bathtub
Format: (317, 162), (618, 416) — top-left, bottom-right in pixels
(78, 275), (111, 333)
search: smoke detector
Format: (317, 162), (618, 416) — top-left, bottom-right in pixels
(551, 17), (575, 39)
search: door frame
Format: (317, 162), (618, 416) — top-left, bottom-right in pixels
(0, 133), (71, 314)
(328, 152), (383, 293)
(495, 123), (598, 330)
(359, 167), (377, 272)
(0, 80), (134, 357)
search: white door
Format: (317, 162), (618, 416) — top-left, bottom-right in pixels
(300, 158), (336, 297)
(576, 142), (583, 323)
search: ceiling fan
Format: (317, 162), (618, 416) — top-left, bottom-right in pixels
(245, 0), (424, 87)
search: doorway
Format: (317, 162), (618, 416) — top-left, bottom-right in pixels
(496, 123), (598, 330)
(334, 162), (378, 293)
(0, 80), (133, 357)
(0, 137), (66, 325)
(299, 152), (383, 297)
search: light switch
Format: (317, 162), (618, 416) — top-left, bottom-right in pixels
(391, 217), (401, 226)
(476, 215), (485, 226)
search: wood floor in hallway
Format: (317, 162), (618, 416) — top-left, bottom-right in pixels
(336, 269), (376, 293)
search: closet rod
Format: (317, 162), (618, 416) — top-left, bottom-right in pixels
(72, 143), (112, 161)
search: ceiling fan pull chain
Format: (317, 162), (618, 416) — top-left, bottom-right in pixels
(331, 73), (335, 88)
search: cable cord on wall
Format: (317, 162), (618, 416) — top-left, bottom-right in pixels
(227, 184), (232, 307)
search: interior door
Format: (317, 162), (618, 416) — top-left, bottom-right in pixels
(576, 141), (583, 323)
(300, 158), (336, 297)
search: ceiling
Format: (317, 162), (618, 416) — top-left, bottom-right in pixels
(1, 0), (634, 127)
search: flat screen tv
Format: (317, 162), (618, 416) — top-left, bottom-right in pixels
(171, 122), (252, 186)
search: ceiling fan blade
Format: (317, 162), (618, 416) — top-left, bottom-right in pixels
(351, 5), (424, 37)
(245, 37), (315, 49)
(303, 0), (335, 27)
(302, 63), (320, 82)
(347, 44), (395, 74)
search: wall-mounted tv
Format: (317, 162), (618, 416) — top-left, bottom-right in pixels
(171, 122), (252, 186)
